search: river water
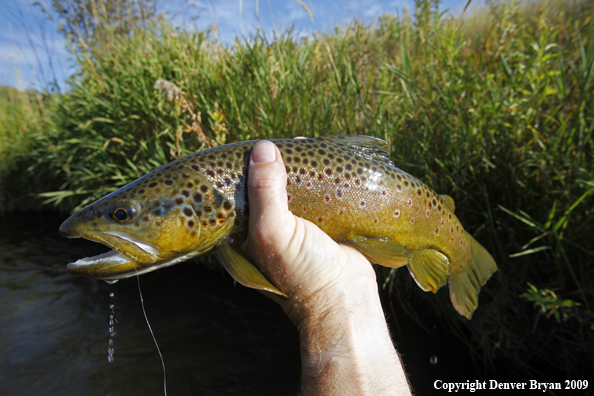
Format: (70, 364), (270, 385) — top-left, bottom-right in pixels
(0, 213), (480, 395)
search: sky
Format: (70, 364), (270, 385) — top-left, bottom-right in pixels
(0, 0), (482, 91)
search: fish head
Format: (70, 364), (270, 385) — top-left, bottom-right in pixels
(60, 168), (235, 280)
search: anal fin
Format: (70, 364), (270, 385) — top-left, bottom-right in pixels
(407, 249), (450, 293)
(346, 236), (410, 268)
(216, 237), (287, 297)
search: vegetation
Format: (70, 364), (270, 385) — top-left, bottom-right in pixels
(1, 0), (592, 386)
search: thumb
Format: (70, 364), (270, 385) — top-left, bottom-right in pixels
(243, 141), (295, 259)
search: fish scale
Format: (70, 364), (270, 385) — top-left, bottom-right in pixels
(60, 135), (497, 319)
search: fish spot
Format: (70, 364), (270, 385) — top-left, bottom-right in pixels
(217, 213), (226, 223)
(143, 216), (151, 222)
(138, 189), (145, 194)
(153, 209), (162, 216)
(209, 219), (217, 226)
(450, 236), (455, 242)
(292, 166), (298, 173)
(216, 182), (224, 188)
(334, 178), (340, 184)
(183, 207), (193, 216)
(193, 193), (203, 203)
(404, 181), (409, 187)
(223, 201), (232, 211)
(318, 217), (323, 223)
(226, 162), (233, 169)
(397, 184), (402, 191)
(441, 219), (445, 225)
(165, 180), (174, 185)
(432, 199), (437, 206)
(417, 189), (422, 196)
(288, 194), (293, 203)
(155, 221), (163, 227)
(435, 228), (439, 235)
(410, 217), (415, 224)
(343, 182), (351, 189)
(187, 182), (194, 188)
(285, 166), (291, 173)
(302, 205), (307, 213)
(191, 165), (199, 171)
(449, 214), (452, 220)
(200, 185), (209, 193)
(346, 164), (352, 171)
(359, 199), (367, 209)
(294, 157), (301, 163)
(335, 189), (343, 199)
(303, 159), (309, 165)
(182, 173), (190, 178)
(323, 159), (330, 166)
(336, 166), (343, 173)
(206, 170), (215, 178)
(382, 190), (387, 196)
(305, 181), (313, 189)
(407, 199), (413, 206)
(357, 168), (363, 175)
(317, 174), (323, 181)
(149, 182), (158, 188)
(295, 176), (301, 184)
(437, 205), (442, 211)
(175, 198), (184, 205)
(195, 210), (202, 217)
(328, 154), (335, 160)
(460, 241), (463, 246)
(324, 194), (332, 203)
(300, 168), (306, 175)
(393, 209), (401, 218)
(202, 220), (208, 227)
(426, 210), (430, 217)
(311, 160), (318, 168)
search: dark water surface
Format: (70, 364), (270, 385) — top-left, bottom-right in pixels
(0, 213), (480, 395)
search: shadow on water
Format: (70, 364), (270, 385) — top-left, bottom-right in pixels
(0, 213), (482, 395)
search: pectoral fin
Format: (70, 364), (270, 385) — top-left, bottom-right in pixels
(216, 238), (287, 297)
(407, 249), (450, 293)
(346, 236), (410, 268)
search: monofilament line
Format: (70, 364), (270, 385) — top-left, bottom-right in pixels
(137, 275), (168, 396)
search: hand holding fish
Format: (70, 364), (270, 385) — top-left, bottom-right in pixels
(242, 141), (412, 395)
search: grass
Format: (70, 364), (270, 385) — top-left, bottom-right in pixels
(1, 0), (593, 387)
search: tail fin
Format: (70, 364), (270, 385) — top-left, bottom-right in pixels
(448, 235), (497, 319)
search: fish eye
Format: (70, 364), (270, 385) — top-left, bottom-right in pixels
(109, 202), (134, 223)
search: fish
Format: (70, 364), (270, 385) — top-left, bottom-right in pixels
(60, 135), (497, 318)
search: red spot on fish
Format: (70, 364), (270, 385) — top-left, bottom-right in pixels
(302, 206), (307, 213)
(381, 190), (387, 196)
(344, 183), (350, 188)
(373, 218), (378, 224)
(441, 219), (445, 225)
(288, 194), (292, 203)
(410, 217), (415, 224)
(397, 184), (402, 191)
(460, 241), (463, 246)
(305, 181), (313, 189)
(324, 195), (332, 203)
(407, 199), (413, 207)
(339, 209), (344, 215)
(318, 217), (323, 223)
(426, 210), (430, 217)
(435, 228), (439, 235)
(451, 236), (455, 242)
(393, 209), (401, 218)
(359, 200), (366, 209)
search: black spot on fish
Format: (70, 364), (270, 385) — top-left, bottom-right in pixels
(139, 189), (145, 194)
(175, 198), (184, 205)
(188, 220), (195, 227)
(323, 159), (330, 165)
(191, 165), (199, 171)
(165, 180), (173, 185)
(318, 149), (326, 155)
(311, 161), (318, 167)
(149, 182), (158, 188)
(193, 193), (203, 203)
(183, 207), (193, 216)
(303, 159), (309, 165)
(206, 170), (215, 178)
(223, 201), (232, 211)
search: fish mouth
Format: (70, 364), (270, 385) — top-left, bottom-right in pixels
(64, 230), (162, 280)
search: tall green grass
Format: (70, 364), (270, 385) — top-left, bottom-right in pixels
(1, 0), (592, 385)
(0, 86), (56, 211)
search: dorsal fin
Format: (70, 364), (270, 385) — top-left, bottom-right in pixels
(441, 195), (456, 213)
(318, 135), (393, 165)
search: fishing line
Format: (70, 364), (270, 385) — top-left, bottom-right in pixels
(137, 275), (168, 396)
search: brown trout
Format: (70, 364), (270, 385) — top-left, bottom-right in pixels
(60, 135), (497, 318)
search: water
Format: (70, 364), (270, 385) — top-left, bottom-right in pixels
(0, 213), (481, 396)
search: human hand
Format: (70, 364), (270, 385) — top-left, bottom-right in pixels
(242, 140), (411, 395)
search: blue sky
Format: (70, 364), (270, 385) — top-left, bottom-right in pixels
(0, 0), (481, 91)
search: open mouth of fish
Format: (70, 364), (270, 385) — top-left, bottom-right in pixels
(65, 231), (164, 280)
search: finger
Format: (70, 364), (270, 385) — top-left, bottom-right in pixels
(244, 141), (295, 253)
